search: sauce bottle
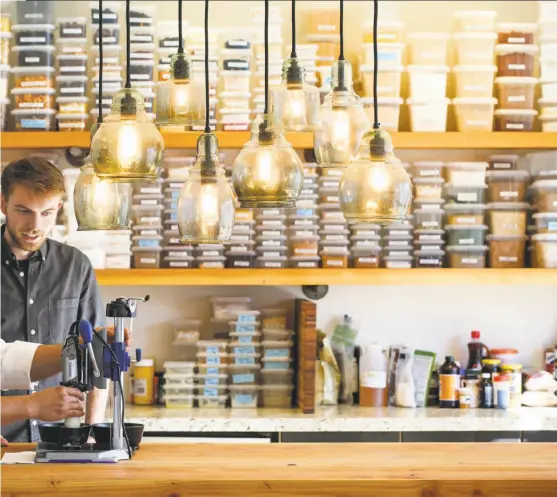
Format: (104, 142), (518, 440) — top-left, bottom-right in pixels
(466, 330), (489, 374)
(359, 343), (388, 407)
(439, 355), (460, 408)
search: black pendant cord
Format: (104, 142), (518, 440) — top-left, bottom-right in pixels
(97, 0), (103, 123)
(290, 0), (296, 59)
(204, 0), (210, 133)
(178, 0), (184, 54)
(339, 0), (344, 61)
(264, 0), (269, 116)
(125, 0), (131, 89)
(373, 0), (379, 129)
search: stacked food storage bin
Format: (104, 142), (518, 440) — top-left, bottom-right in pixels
(349, 222), (381, 268)
(444, 162), (489, 268)
(219, 29), (252, 132)
(10, 1), (56, 131)
(451, 11), (498, 132)
(360, 21), (405, 132)
(163, 361), (195, 408)
(227, 209), (257, 268)
(538, 5), (557, 132)
(196, 338), (229, 408)
(382, 219), (415, 269)
(256, 208), (289, 269)
(90, 2), (122, 123)
(260, 309), (293, 408)
(131, 181), (163, 268)
(494, 22), (539, 132)
(1, 11), (12, 130)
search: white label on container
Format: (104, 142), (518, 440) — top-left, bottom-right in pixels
(301, 189), (315, 196)
(230, 246), (248, 252)
(201, 262), (223, 268)
(390, 230), (409, 236)
(294, 219), (313, 226)
(423, 221), (439, 227)
(262, 220), (282, 226)
(298, 262), (317, 268)
(169, 238), (180, 244)
(25, 13), (43, 19)
(317, 24), (337, 31)
(326, 170), (343, 177)
(493, 162), (512, 169)
(139, 216), (159, 223)
(131, 74), (150, 80)
(233, 225), (250, 232)
(457, 217), (476, 224)
(506, 123), (525, 130)
(360, 257), (378, 264)
(499, 256), (518, 263)
(20, 119), (47, 129)
(459, 238), (474, 245)
(131, 35), (152, 42)
(202, 251), (219, 256)
(508, 95), (526, 103)
(422, 245), (442, 251)
(262, 240), (280, 246)
(508, 37), (526, 44)
(422, 204), (442, 211)
(140, 199), (157, 205)
(420, 234), (441, 241)
(132, 52), (154, 59)
(94, 12), (117, 19)
(134, 378), (147, 396)
(458, 192), (478, 202)
(323, 181), (339, 187)
(163, 40), (180, 47)
(61, 87), (85, 94)
(62, 46), (81, 53)
(234, 261), (250, 267)
(388, 250), (410, 256)
(464, 85), (486, 92)
(356, 240), (379, 246)
(325, 234), (346, 241)
(262, 231), (280, 237)
(548, 222), (557, 231)
(226, 61), (249, 69)
(63, 28), (83, 35)
(263, 209), (280, 215)
(361, 371), (387, 388)
(466, 120), (488, 126)
(419, 170), (438, 177)
(501, 191), (518, 198)
(355, 230), (376, 236)
(263, 262), (281, 268)
(378, 33), (396, 40)
(20, 103), (44, 109)
(24, 57), (40, 64)
(21, 37), (46, 43)
(326, 260), (344, 267)
(62, 67), (86, 74)
(508, 64), (526, 70)
(389, 241), (408, 247)
(420, 258), (440, 265)
(231, 235), (250, 241)
(462, 258), (479, 264)
(261, 251), (280, 257)
(139, 258), (156, 264)
(295, 248), (318, 255)
(386, 261), (411, 269)
(21, 81), (46, 87)
(169, 261), (190, 267)
(141, 187), (160, 194)
(141, 229), (157, 235)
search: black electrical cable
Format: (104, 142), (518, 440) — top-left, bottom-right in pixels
(97, 0), (103, 123)
(373, 0), (379, 129)
(264, 0), (269, 116)
(290, 0), (296, 58)
(204, 0), (210, 133)
(125, 0), (131, 89)
(339, 0), (344, 61)
(178, 0), (183, 53)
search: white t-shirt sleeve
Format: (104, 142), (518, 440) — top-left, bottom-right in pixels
(0, 339), (40, 390)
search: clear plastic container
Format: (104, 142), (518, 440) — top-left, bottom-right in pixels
(261, 329), (293, 342)
(196, 340), (228, 355)
(162, 256), (194, 269)
(453, 65), (497, 98)
(11, 87), (55, 109)
(131, 204), (163, 226)
(361, 97), (402, 132)
(229, 385), (260, 408)
(261, 369), (294, 386)
(360, 64), (403, 97)
(256, 256), (289, 268)
(453, 97), (496, 131)
(196, 256), (226, 269)
(261, 385), (293, 408)
(196, 352), (230, 366)
(406, 98), (449, 132)
(228, 364), (261, 385)
(164, 361), (196, 374)
(495, 77), (537, 109)
(382, 254), (413, 269)
(486, 170), (529, 202)
(532, 180), (557, 212)
(12, 66), (55, 89)
(411, 161), (445, 179)
(163, 383), (196, 397)
(129, 4), (155, 26)
(195, 373), (228, 387)
(230, 353), (261, 367)
(131, 246), (161, 268)
(495, 44), (538, 77)
(414, 229), (444, 243)
(487, 235), (526, 268)
(221, 70), (251, 92)
(90, 1), (120, 24)
(488, 202), (529, 236)
(12, 24), (55, 45)
(229, 321), (260, 334)
(229, 309), (260, 324)
(56, 37), (87, 55)
(382, 235), (413, 250)
(58, 17), (86, 39)
(56, 75), (87, 97)
(496, 22), (537, 45)
(488, 154), (519, 171)
(406, 32), (450, 65)
(454, 10), (497, 32)
(541, 80), (557, 100)
(538, 113), (555, 131)
(446, 245), (488, 268)
(165, 372), (196, 386)
(226, 251), (256, 269)
(261, 309), (287, 329)
(57, 54), (87, 75)
(362, 43), (405, 67)
(165, 394), (194, 408)
(444, 184), (488, 204)
(533, 213), (557, 233)
(494, 109), (537, 131)
(11, 108), (55, 130)
(444, 203), (487, 225)
(362, 20), (405, 43)
(351, 246), (381, 268)
(12, 45), (55, 67)
(445, 162), (488, 186)
(445, 225), (488, 246)
(56, 96), (88, 114)
(91, 24), (121, 45)
(412, 207), (445, 230)
(262, 340), (293, 359)
(56, 113), (88, 131)
(412, 177), (444, 200)
(532, 234), (557, 268)
(229, 343), (260, 356)
(229, 331), (262, 345)
(129, 60), (154, 82)
(414, 250), (445, 268)
(540, 57), (557, 81)
(453, 32), (497, 65)
(196, 395), (228, 408)
(407, 65), (449, 100)
(212, 297), (251, 320)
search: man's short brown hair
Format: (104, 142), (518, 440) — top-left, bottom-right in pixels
(1, 157), (65, 199)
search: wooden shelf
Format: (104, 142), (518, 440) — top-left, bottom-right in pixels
(95, 268), (557, 286)
(2, 131), (556, 150)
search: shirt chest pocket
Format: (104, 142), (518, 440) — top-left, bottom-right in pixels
(48, 298), (79, 344)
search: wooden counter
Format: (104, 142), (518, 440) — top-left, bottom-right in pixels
(2, 443), (556, 496)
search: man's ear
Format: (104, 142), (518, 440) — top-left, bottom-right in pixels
(1, 195), (7, 216)
(57, 199), (63, 211)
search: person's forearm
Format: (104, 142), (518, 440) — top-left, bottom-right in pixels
(30, 344), (63, 382)
(85, 387), (108, 425)
(1, 396), (33, 426)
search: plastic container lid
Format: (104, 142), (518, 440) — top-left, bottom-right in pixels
(446, 245), (488, 253)
(443, 203), (487, 211)
(445, 224), (488, 231)
(452, 97), (498, 105)
(532, 233), (557, 242)
(453, 65), (497, 73)
(495, 44), (539, 54)
(496, 22), (538, 32)
(486, 234), (527, 241)
(494, 76), (538, 85)
(453, 32), (497, 40)
(487, 202), (530, 210)
(12, 24), (56, 31)
(532, 179), (557, 190)
(412, 177), (445, 185)
(56, 96), (88, 103)
(485, 170), (530, 179)
(11, 108), (56, 116)
(56, 75), (88, 82)
(131, 246), (162, 252)
(494, 109), (538, 116)
(56, 113), (88, 120)
(11, 87), (56, 95)
(446, 161), (489, 170)
(11, 66), (55, 74)
(12, 45), (55, 53)
(407, 64), (450, 73)
(415, 249), (445, 256)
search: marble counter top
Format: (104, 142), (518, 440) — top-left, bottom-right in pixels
(122, 405), (557, 432)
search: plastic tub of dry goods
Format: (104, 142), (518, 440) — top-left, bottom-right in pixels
(496, 23), (537, 45)
(262, 385), (293, 408)
(444, 184), (488, 204)
(361, 97), (402, 132)
(57, 37), (87, 55)
(350, 235), (381, 249)
(256, 256), (288, 268)
(351, 246), (381, 268)
(445, 225), (488, 246)
(57, 54), (87, 75)
(56, 96), (88, 115)
(360, 64), (403, 97)
(230, 353), (261, 367)
(532, 180), (557, 212)
(226, 251), (256, 269)
(453, 32), (497, 65)
(229, 322), (260, 335)
(488, 202), (528, 236)
(414, 229), (444, 243)
(228, 364), (260, 386)
(406, 98), (449, 132)
(406, 32), (450, 65)
(90, 1), (120, 24)
(382, 254), (413, 269)
(486, 170), (529, 202)
(383, 224), (414, 237)
(12, 24), (55, 46)
(411, 161), (445, 179)
(129, 4), (154, 26)
(453, 65), (497, 98)
(412, 207), (445, 230)
(12, 108), (55, 130)
(495, 44), (537, 77)
(131, 246), (161, 269)
(58, 17), (86, 38)
(196, 257), (226, 269)
(532, 234), (557, 268)
(261, 369), (294, 386)
(12, 45), (55, 67)
(488, 154), (519, 171)
(407, 65), (449, 100)
(56, 113), (88, 131)
(229, 331), (261, 345)
(229, 385), (260, 408)
(290, 256), (322, 269)
(162, 255), (194, 269)
(446, 245), (488, 268)
(414, 250), (445, 268)
(196, 352), (230, 366)
(453, 97), (496, 131)
(444, 203), (486, 225)
(454, 10), (497, 32)
(130, 26), (155, 44)
(487, 235), (526, 268)
(196, 394), (228, 408)
(350, 223), (380, 237)
(56, 75), (87, 97)
(165, 394), (194, 408)
(445, 162), (488, 186)
(382, 235), (413, 250)
(320, 247), (349, 268)
(165, 372), (195, 386)
(12, 66), (54, 89)
(91, 24), (121, 45)
(494, 77), (537, 110)
(229, 343), (260, 357)
(262, 340), (293, 359)
(261, 328), (293, 342)
(195, 373), (228, 388)
(11, 87), (54, 110)
(163, 383), (196, 397)
(173, 319), (200, 344)
(129, 60), (154, 82)
(131, 204), (162, 226)
(196, 340), (228, 355)
(533, 213), (557, 233)
(290, 235), (320, 257)
(412, 177), (444, 200)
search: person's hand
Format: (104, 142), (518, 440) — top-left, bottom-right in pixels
(1, 436), (9, 447)
(98, 327), (131, 349)
(27, 386), (85, 422)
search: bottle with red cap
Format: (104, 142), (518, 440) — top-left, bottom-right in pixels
(467, 330), (489, 374)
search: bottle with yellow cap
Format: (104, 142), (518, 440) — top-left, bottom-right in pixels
(133, 358), (155, 405)
(501, 364), (522, 408)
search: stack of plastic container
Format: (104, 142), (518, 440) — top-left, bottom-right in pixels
(131, 184), (163, 269)
(494, 21), (539, 132)
(90, 2), (122, 123)
(360, 21), (405, 132)
(256, 208), (289, 269)
(452, 11), (498, 132)
(227, 209), (257, 268)
(104, 230), (133, 269)
(10, 1), (56, 131)
(218, 29), (252, 132)
(443, 162), (489, 268)
(163, 361), (195, 408)
(260, 309), (293, 408)
(538, 3), (557, 132)
(1, 11), (12, 130)
(196, 339), (229, 408)
(349, 222), (381, 268)
(530, 175), (557, 268)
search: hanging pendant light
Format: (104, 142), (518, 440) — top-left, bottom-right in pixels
(74, 0), (133, 231)
(268, 0), (320, 131)
(314, 0), (369, 168)
(156, 0), (204, 128)
(232, 0), (303, 208)
(177, 0), (235, 244)
(339, 0), (412, 224)
(91, 0), (164, 182)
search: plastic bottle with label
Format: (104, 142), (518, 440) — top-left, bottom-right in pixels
(133, 358), (155, 405)
(466, 330), (489, 374)
(439, 355), (460, 408)
(359, 343), (388, 407)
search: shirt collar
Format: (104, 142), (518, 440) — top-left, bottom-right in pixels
(1, 224), (48, 265)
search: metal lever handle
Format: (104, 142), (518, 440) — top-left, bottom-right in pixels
(78, 320), (100, 378)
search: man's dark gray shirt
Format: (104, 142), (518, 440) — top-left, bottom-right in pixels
(1, 225), (105, 442)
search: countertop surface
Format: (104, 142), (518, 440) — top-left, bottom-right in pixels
(123, 404), (557, 432)
(2, 443), (556, 497)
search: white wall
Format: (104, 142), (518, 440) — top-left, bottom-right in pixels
(100, 284), (557, 371)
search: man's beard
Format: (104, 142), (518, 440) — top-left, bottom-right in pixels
(7, 225), (46, 253)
